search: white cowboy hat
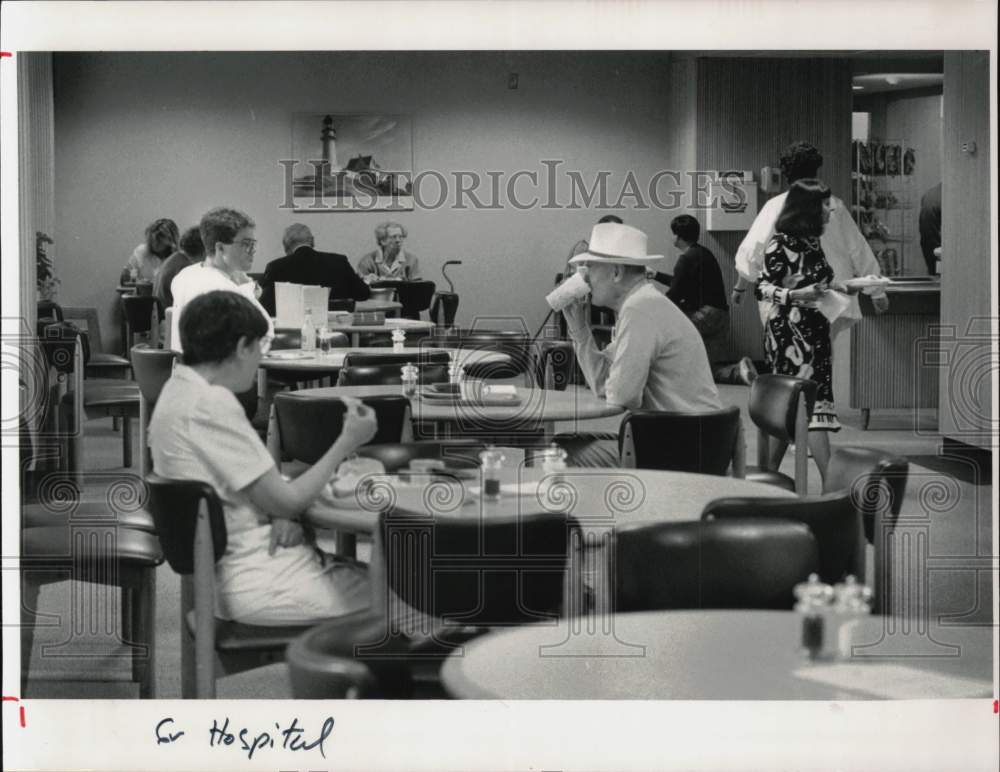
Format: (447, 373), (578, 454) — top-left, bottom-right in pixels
(568, 222), (665, 268)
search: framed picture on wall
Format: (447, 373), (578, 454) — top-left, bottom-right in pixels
(289, 113), (414, 211)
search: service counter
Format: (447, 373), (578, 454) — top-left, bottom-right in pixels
(849, 278), (941, 429)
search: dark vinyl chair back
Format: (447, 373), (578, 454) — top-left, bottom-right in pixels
(131, 345), (178, 475)
(430, 328), (534, 380)
(328, 298), (357, 313)
(747, 373), (817, 494)
(37, 300), (64, 322)
(272, 393), (410, 463)
(536, 340), (575, 391)
(396, 280), (437, 320)
(122, 295), (164, 335)
(614, 518), (819, 611)
(380, 508), (577, 628)
(337, 363), (450, 387)
(824, 446), (909, 613)
(701, 492), (863, 585)
(342, 350), (451, 368)
(146, 474), (227, 575)
(619, 406), (742, 475)
(356, 440), (486, 473)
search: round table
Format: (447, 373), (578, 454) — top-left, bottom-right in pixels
(296, 384), (623, 444)
(306, 468), (794, 612)
(440, 610), (994, 700)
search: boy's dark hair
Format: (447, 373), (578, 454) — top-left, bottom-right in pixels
(179, 226), (205, 260)
(199, 207), (255, 255)
(597, 214), (623, 224)
(670, 214), (700, 244)
(779, 142), (823, 183)
(775, 179), (831, 238)
(145, 218), (180, 259)
(180, 290), (268, 366)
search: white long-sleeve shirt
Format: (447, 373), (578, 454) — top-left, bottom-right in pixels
(734, 193), (883, 324)
(566, 282), (721, 412)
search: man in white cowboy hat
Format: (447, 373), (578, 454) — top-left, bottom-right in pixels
(563, 222), (722, 417)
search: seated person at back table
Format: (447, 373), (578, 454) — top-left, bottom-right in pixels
(356, 221), (421, 283)
(560, 222), (722, 466)
(258, 222), (371, 315)
(154, 225), (205, 308)
(665, 214), (756, 385)
(148, 290), (376, 625)
(122, 217), (179, 283)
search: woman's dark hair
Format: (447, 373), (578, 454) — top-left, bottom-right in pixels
(199, 207), (255, 255)
(779, 142), (823, 183)
(775, 179), (831, 238)
(145, 219), (180, 259)
(180, 290), (268, 366)
(670, 214), (700, 244)
(179, 226), (205, 260)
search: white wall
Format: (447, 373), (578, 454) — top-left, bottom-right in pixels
(52, 52), (677, 348)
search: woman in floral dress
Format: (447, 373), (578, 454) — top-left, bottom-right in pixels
(757, 178), (853, 484)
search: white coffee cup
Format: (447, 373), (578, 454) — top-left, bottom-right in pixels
(545, 271), (591, 312)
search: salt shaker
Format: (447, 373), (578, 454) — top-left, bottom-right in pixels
(793, 573), (834, 661)
(391, 328), (406, 353)
(539, 443), (568, 475)
(479, 447), (506, 501)
(831, 575), (872, 659)
(400, 363), (418, 398)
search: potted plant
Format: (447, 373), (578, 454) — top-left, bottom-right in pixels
(36, 231), (59, 302)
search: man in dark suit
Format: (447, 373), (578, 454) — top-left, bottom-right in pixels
(259, 223), (371, 314)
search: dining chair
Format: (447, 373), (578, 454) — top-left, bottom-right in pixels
(121, 295), (164, 356)
(701, 491), (864, 585)
(618, 406), (745, 476)
(20, 518), (163, 697)
(144, 473), (301, 698)
(824, 446), (909, 613)
(61, 306), (132, 378)
(342, 351), (451, 368)
(39, 326), (140, 480)
(745, 374), (817, 495)
(328, 298), (357, 313)
(130, 344), (178, 476)
(614, 518), (819, 611)
(396, 280), (437, 320)
(428, 329), (536, 382)
(271, 393), (412, 464)
(337, 363), (450, 387)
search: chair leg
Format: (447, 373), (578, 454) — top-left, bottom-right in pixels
(133, 570), (157, 698)
(20, 577), (42, 695)
(180, 576), (196, 698)
(112, 417), (121, 432)
(122, 416), (132, 468)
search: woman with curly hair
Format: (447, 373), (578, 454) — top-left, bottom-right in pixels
(122, 218), (180, 282)
(757, 178), (856, 483)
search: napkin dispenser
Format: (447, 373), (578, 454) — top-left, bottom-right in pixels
(275, 282), (329, 328)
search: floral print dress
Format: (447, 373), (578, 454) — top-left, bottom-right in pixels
(757, 232), (840, 431)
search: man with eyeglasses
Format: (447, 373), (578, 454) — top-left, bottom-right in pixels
(356, 221), (421, 283)
(170, 207), (273, 418)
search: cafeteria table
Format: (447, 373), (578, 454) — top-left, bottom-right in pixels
(307, 467), (794, 614)
(256, 345), (511, 396)
(439, 610), (995, 700)
(303, 313), (430, 347)
(295, 384), (624, 444)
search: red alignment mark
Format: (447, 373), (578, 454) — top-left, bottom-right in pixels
(0, 52), (14, 57)
(994, 699), (998, 714)
(3, 696), (26, 727)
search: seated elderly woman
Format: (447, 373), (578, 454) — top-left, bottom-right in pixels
(148, 290), (375, 625)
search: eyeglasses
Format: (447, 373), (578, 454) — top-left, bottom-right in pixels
(230, 238), (258, 255)
(258, 335), (273, 355)
(385, 233), (406, 241)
